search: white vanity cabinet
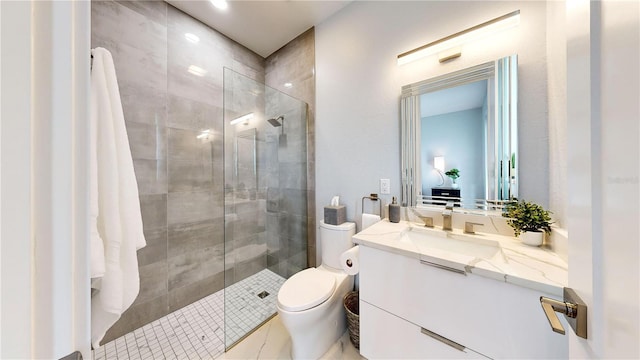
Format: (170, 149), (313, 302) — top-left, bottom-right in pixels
(359, 245), (568, 359)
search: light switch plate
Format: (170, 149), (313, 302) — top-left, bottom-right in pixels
(380, 179), (390, 195)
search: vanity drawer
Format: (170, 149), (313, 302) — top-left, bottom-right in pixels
(360, 300), (488, 359)
(358, 245), (567, 359)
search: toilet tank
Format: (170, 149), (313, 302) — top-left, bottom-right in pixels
(320, 221), (355, 269)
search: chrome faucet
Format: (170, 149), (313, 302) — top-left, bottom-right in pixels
(442, 201), (454, 231)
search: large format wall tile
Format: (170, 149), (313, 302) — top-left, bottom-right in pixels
(103, 294), (168, 344)
(92, 1), (167, 59)
(139, 194), (167, 230)
(168, 160), (219, 193)
(168, 218), (224, 258)
(125, 122), (168, 160)
(167, 191), (223, 225)
(115, 0), (167, 26)
(265, 28), (316, 267)
(134, 261), (168, 305)
(93, 0), (316, 342)
(168, 128), (215, 163)
(167, 94), (220, 131)
(168, 271), (224, 312)
(133, 159), (167, 195)
(137, 227), (167, 267)
(167, 243), (225, 290)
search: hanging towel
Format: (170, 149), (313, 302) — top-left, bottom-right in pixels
(90, 47), (146, 348)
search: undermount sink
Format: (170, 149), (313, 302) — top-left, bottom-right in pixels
(400, 226), (500, 259)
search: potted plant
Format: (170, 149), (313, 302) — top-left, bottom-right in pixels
(502, 199), (553, 246)
(445, 168), (460, 188)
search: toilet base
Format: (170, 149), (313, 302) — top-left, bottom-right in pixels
(277, 267), (354, 360)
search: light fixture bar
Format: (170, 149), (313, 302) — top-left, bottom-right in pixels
(230, 113), (253, 125)
(397, 10), (520, 65)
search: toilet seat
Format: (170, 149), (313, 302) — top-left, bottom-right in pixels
(277, 268), (336, 312)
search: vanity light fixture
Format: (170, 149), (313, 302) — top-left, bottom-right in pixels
(284, 82), (293, 88)
(230, 113), (253, 125)
(397, 10), (520, 65)
(434, 156), (445, 185)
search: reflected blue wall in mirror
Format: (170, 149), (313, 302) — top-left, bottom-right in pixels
(400, 54), (518, 208)
(420, 80), (488, 205)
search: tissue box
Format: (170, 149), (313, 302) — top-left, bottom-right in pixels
(324, 205), (346, 225)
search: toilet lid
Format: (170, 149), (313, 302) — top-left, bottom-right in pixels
(278, 268), (336, 312)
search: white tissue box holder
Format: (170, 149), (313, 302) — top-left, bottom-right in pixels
(324, 205), (346, 225)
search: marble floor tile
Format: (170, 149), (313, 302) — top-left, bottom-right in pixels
(93, 268), (362, 360)
(219, 315), (364, 360)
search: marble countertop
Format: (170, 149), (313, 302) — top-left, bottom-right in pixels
(352, 219), (568, 297)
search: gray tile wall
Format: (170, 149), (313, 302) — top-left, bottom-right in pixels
(92, 0), (267, 344)
(265, 29), (317, 267)
(223, 65), (311, 284)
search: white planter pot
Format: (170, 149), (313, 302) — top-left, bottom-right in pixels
(519, 231), (544, 246)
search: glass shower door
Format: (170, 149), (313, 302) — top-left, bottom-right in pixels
(223, 68), (308, 349)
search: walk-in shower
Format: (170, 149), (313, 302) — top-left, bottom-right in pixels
(91, 1), (309, 356)
(223, 68), (308, 349)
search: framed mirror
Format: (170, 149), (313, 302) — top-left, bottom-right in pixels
(401, 55), (518, 209)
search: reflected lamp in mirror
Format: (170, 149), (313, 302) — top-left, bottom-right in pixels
(397, 10), (520, 65)
(434, 156), (445, 185)
(434, 156), (445, 172)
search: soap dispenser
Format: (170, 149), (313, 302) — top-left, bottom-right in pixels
(389, 197), (400, 223)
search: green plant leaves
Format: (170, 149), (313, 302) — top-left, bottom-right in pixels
(445, 168), (460, 180)
(502, 199), (553, 237)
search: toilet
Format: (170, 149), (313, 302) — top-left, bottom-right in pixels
(277, 221), (356, 360)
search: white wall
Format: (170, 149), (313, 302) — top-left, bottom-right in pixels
(567, 0), (639, 357)
(546, 0), (568, 228)
(0, 1), (91, 358)
(315, 1), (548, 262)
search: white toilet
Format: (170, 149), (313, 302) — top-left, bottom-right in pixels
(277, 221), (356, 360)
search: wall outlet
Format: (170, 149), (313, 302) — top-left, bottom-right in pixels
(380, 179), (391, 195)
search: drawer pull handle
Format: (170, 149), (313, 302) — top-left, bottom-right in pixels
(420, 327), (466, 352)
(420, 259), (467, 276)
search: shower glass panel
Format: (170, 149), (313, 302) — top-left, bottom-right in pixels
(223, 68), (308, 349)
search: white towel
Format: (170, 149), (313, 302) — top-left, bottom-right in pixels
(90, 47), (146, 348)
(362, 213), (381, 231)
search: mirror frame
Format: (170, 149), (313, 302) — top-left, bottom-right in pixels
(401, 55), (518, 208)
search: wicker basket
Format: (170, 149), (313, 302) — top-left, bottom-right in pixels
(343, 291), (360, 349)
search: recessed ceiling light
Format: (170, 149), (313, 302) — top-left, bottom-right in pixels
(185, 33), (200, 44)
(210, 0), (228, 10)
(284, 82), (293, 88)
(188, 65), (207, 77)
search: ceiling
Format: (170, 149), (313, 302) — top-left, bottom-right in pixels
(420, 80), (488, 118)
(166, 0), (353, 58)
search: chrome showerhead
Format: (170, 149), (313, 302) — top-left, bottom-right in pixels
(267, 115), (284, 127)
